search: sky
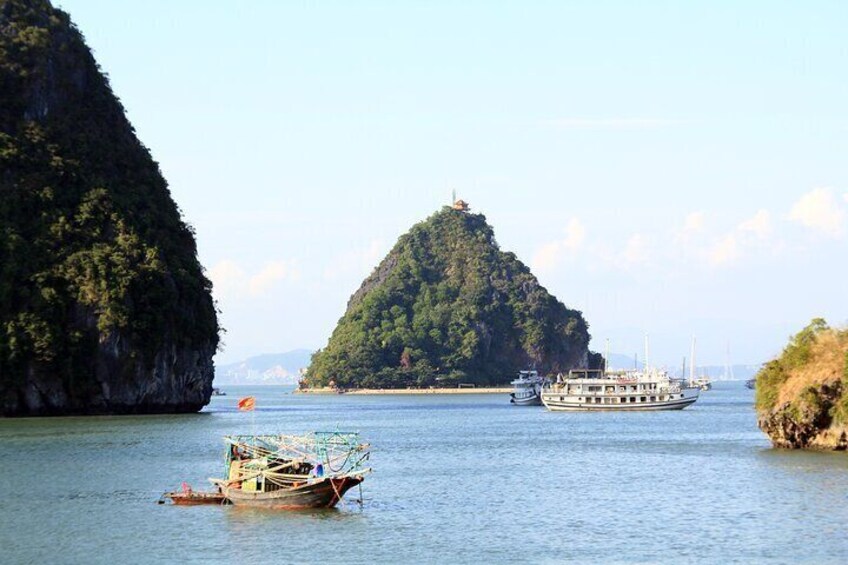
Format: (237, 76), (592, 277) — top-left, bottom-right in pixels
(56, 0), (848, 368)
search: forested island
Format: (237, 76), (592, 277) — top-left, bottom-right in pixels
(756, 319), (848, 450)
(0, 0), (219, 415)
(303, 204), (600, 390)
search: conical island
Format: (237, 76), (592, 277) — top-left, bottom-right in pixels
(304, 204), (599, 389)
(756, 319), (848, 450)
(0, 0), (219, 415)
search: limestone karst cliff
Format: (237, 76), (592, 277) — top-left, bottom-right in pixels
(0, 0), (219, 415)
(305, 206), (600, 389)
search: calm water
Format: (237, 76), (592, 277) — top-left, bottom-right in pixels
(1, 382), (847, 564)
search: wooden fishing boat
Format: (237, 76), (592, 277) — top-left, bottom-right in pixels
(208, 432), (371, 510)
(214, 475), (363, 509)
(159, 481), (228, 505)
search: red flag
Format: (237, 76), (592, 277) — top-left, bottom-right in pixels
(237, 396), (256, 411)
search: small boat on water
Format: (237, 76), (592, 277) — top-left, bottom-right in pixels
(689, 377), (712, 391)
(541, 368), (700, 411)
(211, 387), (226, 396)
(161, 483), (228, 506)
(509, 370), (547, 406)
(209, 432), (371, 509)
(745, 378), (756, 390)
(686, 337), (711, 391)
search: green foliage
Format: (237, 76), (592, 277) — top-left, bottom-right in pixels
(755, 319), (829, 412)
(305, 208), (592, 388)
(0, 0), (218, 394)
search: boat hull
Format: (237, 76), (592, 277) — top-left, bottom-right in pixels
(541, 390), (700, 412)
(222, 476), (363, 509)
(163, 491), (228, 505)
(510, 392), (541, 406)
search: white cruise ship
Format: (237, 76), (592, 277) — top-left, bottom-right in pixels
(540, 368), (700, 411)
(509, 370), (546, 406)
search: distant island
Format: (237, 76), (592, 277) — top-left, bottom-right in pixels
(756, 319), (848, 450)
(303, 203), (601, 390)
(0, 0), (218, 415)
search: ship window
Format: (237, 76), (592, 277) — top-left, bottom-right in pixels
(650, 396), (656, 402)
(620, 397), (626, 403)
(640, 396), (646, 402)
(630, 397), (636, 402)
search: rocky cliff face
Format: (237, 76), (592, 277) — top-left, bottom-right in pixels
(0, 0), (219, 415)
(756, 320), (848, 451)
(305, 206), (599, 389)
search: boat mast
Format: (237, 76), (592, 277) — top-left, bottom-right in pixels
(644, 334), (650, 371)
(604, 338), (610, 375)
(724, 341), (735, 380)
(690, 336), (696, 382)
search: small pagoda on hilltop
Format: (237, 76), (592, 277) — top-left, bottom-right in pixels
(452, 199), (470, 212)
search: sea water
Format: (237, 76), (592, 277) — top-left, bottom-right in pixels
(1, 382), (847, 564)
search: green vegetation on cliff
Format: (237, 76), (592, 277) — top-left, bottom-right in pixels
(756, 319), (848, 450)
(0, 0), (218, 413)
(304, 207), (597, 389)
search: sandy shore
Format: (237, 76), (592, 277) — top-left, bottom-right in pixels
(296, 387), (511, 395)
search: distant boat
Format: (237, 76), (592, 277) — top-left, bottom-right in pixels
(745, 378), (756, 390)
(541, 368), (700, 411)
(690, 378), (712, 391)
(686, 337), (712, 391)
(509, 370), (546, 406)
(211, 387), (226, 396)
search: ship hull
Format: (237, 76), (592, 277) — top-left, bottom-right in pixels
(541, 392), (698, 412)
(222, 476), (363, 509)
(510, 392), (542, 406)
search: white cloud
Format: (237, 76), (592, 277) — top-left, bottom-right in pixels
(708, 234), (741, 267)
(622, 233), (650, 266)
(209, 260), (246, 299)
(248, 260), (301, 296)
(562, 218), (587, 251)
(532, 241), (562, 273)
(209, 259), (300, 299)
(675, 211), (706, 246)
(738, 209), (772, 240)
(683, 211), (705, 234)
(789, 187), (846, 237)
(545, 117), (680, 130)
(531, 218), (586, 272)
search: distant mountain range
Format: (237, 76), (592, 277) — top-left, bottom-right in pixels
(215, 349), (761, 385)
(214, 349), (313, 385)
(606, 353), (760, 380)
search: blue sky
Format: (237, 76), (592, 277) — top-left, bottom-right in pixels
(57, 1), (848, 367)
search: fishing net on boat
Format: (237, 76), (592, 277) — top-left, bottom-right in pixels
(222, 432), (371, 487)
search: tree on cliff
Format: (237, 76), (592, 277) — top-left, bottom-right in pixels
(0, 0), (219, 415)
(304, 206), (599, 389)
